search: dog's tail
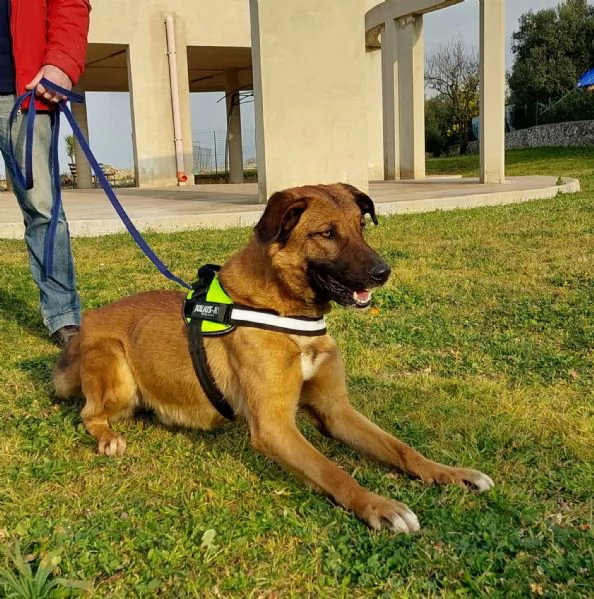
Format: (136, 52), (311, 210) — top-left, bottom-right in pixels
(53, 334), (82, 399)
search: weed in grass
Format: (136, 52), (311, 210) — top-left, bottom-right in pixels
(0, 541), (90, 598)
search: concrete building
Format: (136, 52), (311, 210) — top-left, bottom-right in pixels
(79, 0), (505, 200)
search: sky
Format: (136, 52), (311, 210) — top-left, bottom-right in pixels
(0, 0), (573, 176)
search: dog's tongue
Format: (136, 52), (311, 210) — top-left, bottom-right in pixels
(354, 290), (371, 303)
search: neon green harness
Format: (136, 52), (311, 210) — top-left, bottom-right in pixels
(184, 264), (327, 421)
(185, 273), (234, 334)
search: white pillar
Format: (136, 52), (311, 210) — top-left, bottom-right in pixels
(366, 45), (384, 181)
(71, 96), (93, 189)
(480, 0), (505, 184)
(127, 15), (194, 188)
(397, 15), (425, 180)
(224, 69), (244, 184)
(250, 0), (369, 202)
(381, 18), (399, 180)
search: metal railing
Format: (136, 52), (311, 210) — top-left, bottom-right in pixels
(192, 128), (257, 175)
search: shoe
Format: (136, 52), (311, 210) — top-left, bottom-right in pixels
(51, 325), (80, 347)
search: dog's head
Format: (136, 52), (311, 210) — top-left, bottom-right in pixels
(254, 183), (391, 309)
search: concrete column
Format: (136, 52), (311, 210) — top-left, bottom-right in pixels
(397, 15), (425, 180)
(127, 13), (194, 188)
(71, 96), (93, 189)
(224, 69), (244, 184)
(479, 0), (505, 184)
(381, 18), (399, 180)
(250, 0), (368, 202)
(366, 46), (384, 181)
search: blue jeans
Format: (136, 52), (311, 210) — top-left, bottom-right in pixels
(0, 94), (80, 334)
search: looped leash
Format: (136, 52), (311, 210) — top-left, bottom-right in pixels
(8, 78), (190, 289)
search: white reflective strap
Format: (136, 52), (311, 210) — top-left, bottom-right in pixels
(230, 308), (326, 333)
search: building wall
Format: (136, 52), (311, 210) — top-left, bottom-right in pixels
(87, 1), (251, 187)
(89, 0), (251, 47)
(251, 0), (369, 200)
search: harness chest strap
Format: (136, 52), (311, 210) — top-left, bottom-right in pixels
(184, 265), (327, 420)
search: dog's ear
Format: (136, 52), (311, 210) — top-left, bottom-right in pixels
(338, 183), (379, 225)
(254, 191), (308, 244)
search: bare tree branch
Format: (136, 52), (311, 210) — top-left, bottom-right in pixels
(425, 35), (480, 152)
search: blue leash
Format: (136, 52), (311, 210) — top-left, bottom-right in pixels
(9, 78), (191, 289)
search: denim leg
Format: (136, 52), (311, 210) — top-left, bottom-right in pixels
(0, 95), (80, 333)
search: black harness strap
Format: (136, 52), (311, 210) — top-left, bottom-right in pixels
(186, 265), (236, 421)
(185, 264), (327, 422)
(188, 320), (236, 421)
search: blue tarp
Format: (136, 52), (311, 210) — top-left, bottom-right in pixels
(577, 68), (594, 88)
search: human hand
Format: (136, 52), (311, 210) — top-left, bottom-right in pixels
(25, 65), (73, 103)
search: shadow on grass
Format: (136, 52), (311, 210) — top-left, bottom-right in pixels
(0, 287), (47, 342)
(18, 355), (55, 386)
(37, 368), (406, 492)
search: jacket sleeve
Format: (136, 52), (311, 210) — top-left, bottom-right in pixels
(44, 0), (91, 85)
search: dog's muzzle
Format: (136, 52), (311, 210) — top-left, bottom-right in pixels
(307, 258), (391, 308)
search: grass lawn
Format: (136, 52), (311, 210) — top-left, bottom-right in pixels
(0, 148), (592, 597)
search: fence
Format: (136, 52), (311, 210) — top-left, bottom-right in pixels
(192, 128), (257, 176)
(510, 93), (594, 130)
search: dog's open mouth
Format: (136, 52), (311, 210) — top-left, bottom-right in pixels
(308, 266), (377, 308)
(353, 290), (372, 308)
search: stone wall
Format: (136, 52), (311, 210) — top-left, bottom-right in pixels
(467, 120), (594, 153)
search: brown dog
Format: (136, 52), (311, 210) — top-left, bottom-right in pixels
(53, 183), (493, 533)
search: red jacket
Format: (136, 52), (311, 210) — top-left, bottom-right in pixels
(10, 0), (91, 108)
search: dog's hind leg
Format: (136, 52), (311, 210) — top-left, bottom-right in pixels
(79, 341), (138, 457)
(301, 357), (494, 492)
(53, 334), (82, 399)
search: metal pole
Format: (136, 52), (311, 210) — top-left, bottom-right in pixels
(164, 15), (188, 185)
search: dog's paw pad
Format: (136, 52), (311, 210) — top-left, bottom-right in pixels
(362, 495), (421, 534)
(98, 434), (127, 457)
(399, 506), (421, 532)
(469, 471), (494, 492)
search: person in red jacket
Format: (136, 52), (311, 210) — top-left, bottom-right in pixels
(0, 0), (91, 346)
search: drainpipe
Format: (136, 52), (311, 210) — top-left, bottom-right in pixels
(165, 15), (188, 185)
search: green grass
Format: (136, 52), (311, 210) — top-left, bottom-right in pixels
(0, 148), (592, 597)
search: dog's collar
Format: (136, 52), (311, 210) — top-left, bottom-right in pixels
(183, 265), (327, 337)
(184, 264), (327, 422)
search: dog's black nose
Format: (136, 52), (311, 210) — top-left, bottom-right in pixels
(369, 263), (391, 284)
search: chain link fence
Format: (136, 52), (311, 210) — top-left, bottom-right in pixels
(192, 128), (257, 176)
(510, 93), (594, 130)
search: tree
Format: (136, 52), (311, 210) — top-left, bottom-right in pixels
(425, 96), (455, 158)
(64, 134), (75, 164)
(508, 0), (594, 127)
(425, 36), (480, 154)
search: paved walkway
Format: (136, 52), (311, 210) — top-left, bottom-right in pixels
(0, 175), (580, 239)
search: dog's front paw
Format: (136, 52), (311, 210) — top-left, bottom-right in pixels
(357, 493), (421, 533)
(97, 432), (127, 457)
(429, 466), (494, 492)
(457, 468), (494, 492)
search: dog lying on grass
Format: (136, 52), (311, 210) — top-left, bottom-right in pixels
(53, 183), (493, 533)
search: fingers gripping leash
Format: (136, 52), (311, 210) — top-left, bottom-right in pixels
(8, 78), (190, 289)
